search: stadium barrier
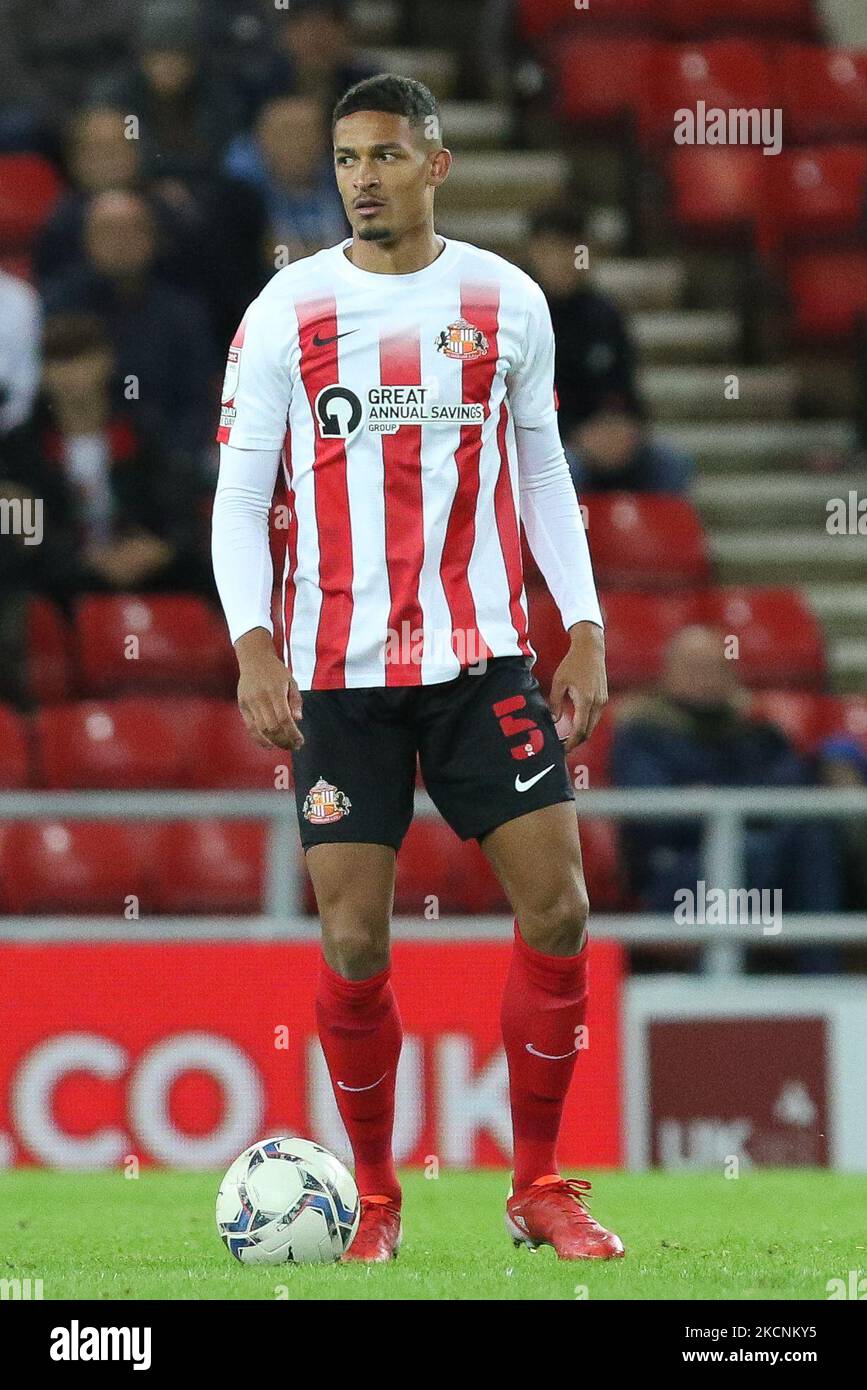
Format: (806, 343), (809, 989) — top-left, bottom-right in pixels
(0, 787), (866, 976)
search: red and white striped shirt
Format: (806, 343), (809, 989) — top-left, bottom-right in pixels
(213, 236), (601, 689)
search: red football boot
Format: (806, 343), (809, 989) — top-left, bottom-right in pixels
(506, 1177), (625, 1260)
(342, 1196), (402, 1263)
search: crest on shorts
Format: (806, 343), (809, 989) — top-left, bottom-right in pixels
(303, 776), (352, 825)
(435, 317), (488, 360)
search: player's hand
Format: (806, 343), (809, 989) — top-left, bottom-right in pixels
(549, 621), (608, 752)
(235, 628), (304, 751)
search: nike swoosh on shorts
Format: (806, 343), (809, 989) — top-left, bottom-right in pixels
(514, 764), (555, 792)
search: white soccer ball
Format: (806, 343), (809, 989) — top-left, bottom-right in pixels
(216, 1136), (360, 1265)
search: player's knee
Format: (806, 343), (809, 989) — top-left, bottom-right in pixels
(521, 876), (589, 956)
(320, 915), (390, 979)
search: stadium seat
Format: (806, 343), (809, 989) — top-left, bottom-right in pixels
(566, 699), (617, 789)
(819, 695), (867, 751)
(394, 819), (508, 915)
(668, 147), (767, 244)
(779, 46), (867, 143)
(641, 40), (772, 146)
(662, 0), (817, 40)
(787, 250), (867, 342)
(519, 0), (657, 43)
(191, 700), (295, 789)
(748, 690), (825, 754)
(26, 597), (72, 705)
(35, 697), (212, 788)
(0, 821), (150, 914)
(525, 585), (571, 695)
(599, 591), (702, 689)
(75, 594), (235, 697)
(573, 816), (631, 911)
(0, 703), (30, 788)
(0, 154), (63, 251)
(766, 146), (867, 254)
(554, 38), (659, 127)
(704, 588), (826, 688)
(585, 493), (712, 590)
(150, 821), (266, 914)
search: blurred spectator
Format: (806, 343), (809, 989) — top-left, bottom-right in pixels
(817, 737), (867, 912)
(1, 312), (210, 600)
(224, 95), (347, 260)
(241, 0), (376, 123)
(89, 0), (242, 179)
(42, 191), (218, 456)
(0, 271), (41, 437)
(526, 204), (694, 494)
(611, 626), (842, 925)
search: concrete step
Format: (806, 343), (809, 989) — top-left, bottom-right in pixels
(806, 583), (867, 639)
(696, 473), (866, 529)
(828, 639), (867, 693)
(594, 258), (687, 312)
(711, 530), (867, 584)
(640, 365), (800, 422)
(629, 310), (740, 364)
(351, 0), (400, 42)
(438, 150), (568, 209)
(440, 101), (511, 147)
(358, 46), (458, 96)
(438, 208), (527, 253)
(665, 420), (854, 472)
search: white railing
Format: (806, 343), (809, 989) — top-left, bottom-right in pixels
(0, 787), (866, 975)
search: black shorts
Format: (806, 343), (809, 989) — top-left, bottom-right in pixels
(291, 656), (575, 851)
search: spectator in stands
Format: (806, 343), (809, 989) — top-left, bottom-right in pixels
(42, 191), (218, 457)
(0, 313), (209, 599)
(611, 626), (842, 932)
(817, 737), (867, 913)
(88, 0), (242, 179)
(242, 0), (375, 123)
(525, 204), (694, 494)
(0, 270), (41, 438)
(224, 95), (348, 262)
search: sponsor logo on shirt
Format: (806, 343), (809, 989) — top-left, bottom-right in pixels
(313, 384), (484, 439)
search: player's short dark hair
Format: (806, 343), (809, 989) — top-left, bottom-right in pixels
(528, 203), (589, 243)
(332, 73), (442, 142)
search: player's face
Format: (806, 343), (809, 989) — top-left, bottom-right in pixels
(333, 110), (447, 244)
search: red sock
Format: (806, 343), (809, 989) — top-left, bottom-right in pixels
(500, 919), (589, 1191)
(315, 957), (402, 1205)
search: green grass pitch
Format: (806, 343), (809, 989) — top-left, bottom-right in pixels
(4, 1169), (865, 1301)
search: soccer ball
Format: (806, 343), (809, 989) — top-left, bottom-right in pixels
(216, 1136), (360, 1265)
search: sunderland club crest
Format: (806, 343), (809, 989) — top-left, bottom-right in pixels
(435, 317), (489, 360)
(302, 777), (352, 825)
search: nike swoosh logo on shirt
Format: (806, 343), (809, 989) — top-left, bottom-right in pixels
(525, 1042), (579, 1060)
(336, 1071), (387, 1093)
(514, 764), (555, 792)
(312, 330), (357, 347)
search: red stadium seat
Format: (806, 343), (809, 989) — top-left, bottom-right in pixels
(0, 704), (30, 788)
(641, 40), (772, 146)
(585, 493), (712, 590)
(75, 594), (235, 697)
(767, 146), (867, 254)
(150, 821), (266, 913)
(748, 690), (825, 754)
(787, 250), (867, 341)
(525, 585), (571, 695)
(704, 587), (826, 688)
(0, 821), (150, 914)
(26, 597), (72, 704)
(519, 0), (657, 43)
(599, 591), (702, 689)
(668, 148), (767, 244)
(662, 0), (817, 40)
(554, 38), (659, 127)
(0, 155), (63, 251)
(191, 700), (295, 789)
(779, 47), (867, 143)
(819, 695), (867, 751)
(394, 819), (508, 915)
(35, 697), (212, 788)
(573, 816), (631, 911)
(566, 699), (617, 790)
